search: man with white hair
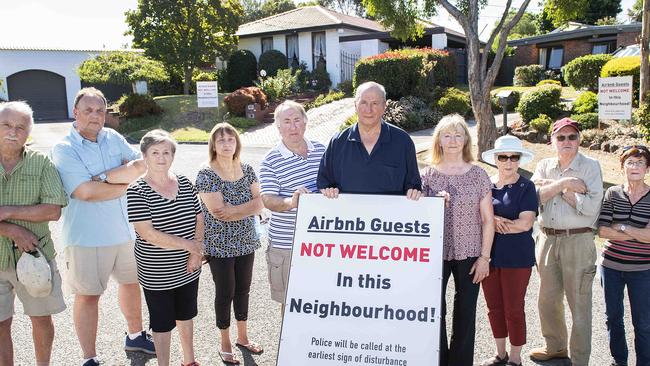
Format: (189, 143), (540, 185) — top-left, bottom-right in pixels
(259, 100), (326, 309)
(0, 101), (68, 366)
(317, 81), (421, 198)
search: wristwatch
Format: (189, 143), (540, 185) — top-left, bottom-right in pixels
(98, 173), (108, 183)
(479, 255), (491, 263)
(620, 224), (627, 232)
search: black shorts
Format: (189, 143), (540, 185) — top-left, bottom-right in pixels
(143, 279), (199, 332)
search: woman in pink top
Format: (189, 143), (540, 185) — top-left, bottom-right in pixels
(421, 114), (495, 366)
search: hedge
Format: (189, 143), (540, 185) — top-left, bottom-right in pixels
(572, 91), (598, 114)
(601, 56), (641, 102)
(514, 65), (545, 86)
(562, 54), (613, 92)
(435, 87), (471, 117)
(259, 50), (288, 77)
(226, 50), (258, 91)
(517, 85), (563, 122)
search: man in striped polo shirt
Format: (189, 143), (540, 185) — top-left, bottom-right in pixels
(260, 101), (326, 311)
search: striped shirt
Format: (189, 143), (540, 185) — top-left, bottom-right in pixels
(260, 139), (325, 249)
(598, 185), (650, 271)
(127, 175), (202, 290)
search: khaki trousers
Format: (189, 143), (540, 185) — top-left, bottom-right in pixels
(537, 231), (597, 366)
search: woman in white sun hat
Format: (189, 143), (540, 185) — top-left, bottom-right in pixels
(479, 135), (538, 366)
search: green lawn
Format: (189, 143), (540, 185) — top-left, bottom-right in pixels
(117, 94), (258, 143)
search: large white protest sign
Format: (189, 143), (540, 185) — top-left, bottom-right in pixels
(196, 81), (219, 108)
(277, 194), (444, 366)
(599, 76), (633, 120)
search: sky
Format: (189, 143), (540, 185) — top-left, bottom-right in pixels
(0, 0), (638, 50)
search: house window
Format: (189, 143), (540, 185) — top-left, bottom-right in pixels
(261, 37), (273, 54)
(592, 42), (615, 55)
(312, 32), (326, 70)
(286, 35), (299, 68)
(538, 46), (564, 69)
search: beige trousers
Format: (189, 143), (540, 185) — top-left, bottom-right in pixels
(536, 231), (597, 366)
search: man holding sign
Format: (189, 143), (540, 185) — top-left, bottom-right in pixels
(317, 81), (421, 199)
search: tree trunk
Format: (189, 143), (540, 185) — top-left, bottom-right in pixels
(183, 66), (192, 95)
(640, 0), (650, 105)
(470, 90), (498, 160)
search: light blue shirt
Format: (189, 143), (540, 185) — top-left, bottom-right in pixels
(51, 125), (140, 247)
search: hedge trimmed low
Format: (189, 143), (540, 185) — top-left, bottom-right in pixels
(517, 85), (563, 123)
(601, 56), (641, 102)
(562, 54), (612, 92)
(514, 65), (544, 86)
(572, 91), (598, 114)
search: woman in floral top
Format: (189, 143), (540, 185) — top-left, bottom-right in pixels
(196, 122), (263, 365)
(421, 114), (495, 366)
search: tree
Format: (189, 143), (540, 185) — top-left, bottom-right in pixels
(595, 16), (619, 25)
(363, 0), (579, 157)
(241, 0), (296, 23)
(77, 52), (169, 93)
(641, 0), (650, 105)
(125, 0), (242, 95)
(320, 0), (370, 17)
(543, 0), (621, 26)
(628, 0), (643, 22)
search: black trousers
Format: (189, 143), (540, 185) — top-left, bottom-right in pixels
(208, 252), (255, 329)
(439, 257), (480, 366)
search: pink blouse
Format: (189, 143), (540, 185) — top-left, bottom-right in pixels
(421, 165), (491, 261)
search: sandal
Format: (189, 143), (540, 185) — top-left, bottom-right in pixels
(480, 353), (509, 366)
(218, 351), (240, 365)
(235, 341), (264, 354)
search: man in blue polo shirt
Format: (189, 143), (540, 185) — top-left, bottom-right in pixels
(317, 81), (421, 198)
(50, 88), (153, 366)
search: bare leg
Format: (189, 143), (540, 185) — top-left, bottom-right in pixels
(494, 337), (507, 359)
(220, 327), (233, 353)
(74, 294), (100, 359)
(151, 331), (171, 366)
(177, 319), (195, 365)
(118, 283), (143, 333)
(235, 320), (249, 345)
(30, 315), (54, 365)
(509, 344), (523, 365)
(0, 317), (13, 366)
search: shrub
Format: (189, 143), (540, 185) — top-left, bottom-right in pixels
(305, 91), (346, 110)
(116, 93), (162, 118)
(491, 90), (521, 113)
(634, 97), (650, 139)
(226, 50), (257, 91)
(529, 114), (553, 133)
(537, 79), (561, 87)
(601, 56), (641, 102)
(256, 69), (300, 102)
(571, 113), (599, 130)
(340, 113), (358, 131)
(572, 91), (598, 114)
(308, 68), (332, 91)
(336, 80), (354, 96)
(226, 117), (258, 129)
(562, 54), (613, 91)
(514, 65), (545, 86)
(399, 48), (457, 87)
(383, 96), (441, 131)
(224, 87), (267, 116)
(517, 85), (563, 122)
(258, 50), (288, 77)
(435, 87), (471, 117)
(192, 70), (219, 82)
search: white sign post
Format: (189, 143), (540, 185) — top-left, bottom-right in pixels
(196, 81), (219, 108)
(277, 194), (445, 366)
(599, 76), (634, 120)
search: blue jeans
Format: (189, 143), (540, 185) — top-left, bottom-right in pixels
(600, 266), (650, 366)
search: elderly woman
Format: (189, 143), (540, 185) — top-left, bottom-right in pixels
(196, 122), (263, 365)
(597, 146), (650, 366)
(126, 129), (204, 366)
(479, 135), (538, 366)
(421, 114), (495, 366)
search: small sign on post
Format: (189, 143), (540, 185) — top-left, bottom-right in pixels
(196, 81), (219, 108)
(598, 76), (633, 123)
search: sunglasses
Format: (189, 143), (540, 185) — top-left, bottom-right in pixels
(555, 134), (579, 142)
(623, 145), (649, 152)
(496, 154), (521, 162)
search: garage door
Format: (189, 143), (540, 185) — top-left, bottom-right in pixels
(7, 70), (68, 120)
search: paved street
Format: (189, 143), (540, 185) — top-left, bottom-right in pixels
(10, 107), (635, 365)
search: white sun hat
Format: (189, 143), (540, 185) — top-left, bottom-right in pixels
(481, 135), (534, 166)
(16, 248), (52, 298)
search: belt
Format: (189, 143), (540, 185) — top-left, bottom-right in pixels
(541, 227), (593, 236)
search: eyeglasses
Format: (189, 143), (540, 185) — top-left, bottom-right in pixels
(624, 160), (648, 168)
(623, 145), (649, 152)
(555, 134), (579, 142)
(496, 154), (521, 162)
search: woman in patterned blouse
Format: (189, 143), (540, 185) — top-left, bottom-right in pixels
(196, 123), (263, 365)
(420, 114), (495, 366)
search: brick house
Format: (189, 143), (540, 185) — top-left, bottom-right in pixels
(508, 22), (642, 71)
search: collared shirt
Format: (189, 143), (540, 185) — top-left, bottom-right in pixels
(0, 148), (68, 270)
(260, 139), (326, 249)
(317, 121), (421, 194)
(50, 125), (140, 247)
(531, 152), (603, 229)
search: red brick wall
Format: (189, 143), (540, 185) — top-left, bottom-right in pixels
(561, 39), (594, 65)
(617, 31), (641, 47)
(513, 44), (538, 67)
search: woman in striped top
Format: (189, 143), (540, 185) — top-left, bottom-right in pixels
(127, 130), (204, 366)
(597, 146), (650, 366)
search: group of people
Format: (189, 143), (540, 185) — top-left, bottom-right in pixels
(0, 80), (647, 366)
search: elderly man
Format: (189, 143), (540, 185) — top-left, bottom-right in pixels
(0, 101), (68, 366)
(317, 81), (421, 198)
(51, 88), (152, 366)
(529, 118), (603, 366)
(259, 100), (326, 309)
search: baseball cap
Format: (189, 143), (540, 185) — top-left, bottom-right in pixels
(16, 248), (52, 298)
(551, 118), (580, 135)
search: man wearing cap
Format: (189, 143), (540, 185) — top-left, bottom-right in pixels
(529, 118), (603, 366)
(51, 88), (153, 366)
(0, 101), (68, 366)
